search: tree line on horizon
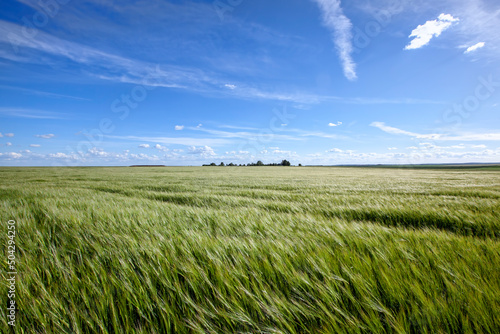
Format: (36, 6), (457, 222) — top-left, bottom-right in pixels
(203, 160), (300, 167)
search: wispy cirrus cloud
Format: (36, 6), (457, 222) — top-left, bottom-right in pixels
(190, 124), (351, 141)
(218, 125), (260, 131)
(312, 0), (357, 81)
(0, 19), (450, 106)
(371, 122), (500, 141)
(410, 143), (488, 150)
(0, 85), (89, 101)
(105, 135), (230, 147)
(188, 126), (302, 142)
(0, 20), (322, 105)
(0, 107), (68, 119)
(371, 122), (420, 136)
(405, 13), (459, 50)
(0, 19), (221, 90)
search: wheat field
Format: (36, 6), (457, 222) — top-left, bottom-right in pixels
(1, 166), (499, 333)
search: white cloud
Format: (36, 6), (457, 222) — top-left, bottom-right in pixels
(154, 144), (169, 152)
(129, 153), (160, 161)
(46, 152), (84, 161)
(6, 142), (12, 146)
(48, 152), (74, 159)
(224, 84), (237, 90)
(405, 13), (459, 50)
(416, 143), (490, 151)
(138, 144), (150, 148)
(328, 121), (342, 127)
(302, 146), (500, 165)
(2, 145), (500, 166)
(312, 0), (357, 81)
(370, 122), (419, 136)
(188, 146), (216, 157)
(196, 124), (203, 128)
(35, 134), (55, 139)
(1, 133), (14, 137)
(273, 150), (293, 155)
(0, 152), (22, 159)
(30, 144), (41, 147)
(388, 147), (398, 150)
(175, 125), (185, 131)
(225, 150), (250, 155)
(88, 147), (111, 157)
(371, 122), (500, 141)
(464, 42), (485, 54)
(451, 0), (500, 58)
(326, 148), (344, 153)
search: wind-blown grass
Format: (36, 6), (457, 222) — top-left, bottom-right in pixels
(1, 166), (499, 333)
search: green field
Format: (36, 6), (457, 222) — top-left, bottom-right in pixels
(1, 166), (499, 333)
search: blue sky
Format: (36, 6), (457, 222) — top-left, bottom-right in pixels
(1, 0), (499, 166)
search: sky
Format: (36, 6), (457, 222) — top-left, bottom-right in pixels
(0, 0), (499, 166)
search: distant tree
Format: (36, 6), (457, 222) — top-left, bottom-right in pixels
(298, 163), (302, 167)
(210, 162), (216, 166)
(256, 160), (264, 166)
(281, 159), (291, 166)
(228, 163), (235, 166)
(220, 162), (225, 166)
